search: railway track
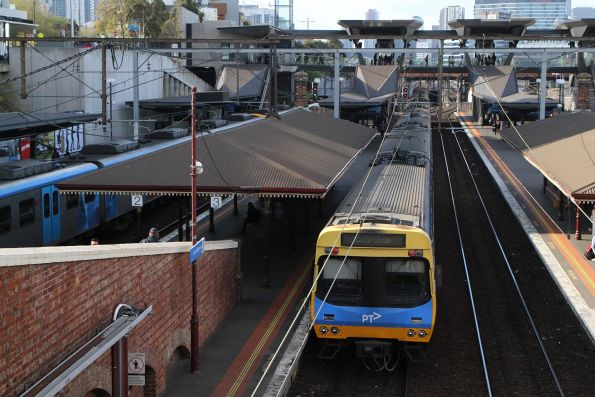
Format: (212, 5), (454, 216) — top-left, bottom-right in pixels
(288, 339), (409, 397)
(440, 123), (563, 396)
(407, 120), (593, 396)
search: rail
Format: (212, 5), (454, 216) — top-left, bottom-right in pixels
(442, 119), (565, 396)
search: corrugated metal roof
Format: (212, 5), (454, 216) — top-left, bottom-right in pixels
(335, 108), (432, 231)
(216, 65), (268, 99)
(353, 65), (398, 98)
(56, 109), (376, 198)
(471, 65), (518, 99)
(500, 111), (595, 203)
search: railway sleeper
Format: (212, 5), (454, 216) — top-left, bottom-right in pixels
(403, 342), (427, 363)
(317, 339), (344, 360)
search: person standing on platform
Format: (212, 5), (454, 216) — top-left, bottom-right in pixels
(90, 238), (99, 245)
(140, 227), (160, 243)
(240, 202), (261, 234)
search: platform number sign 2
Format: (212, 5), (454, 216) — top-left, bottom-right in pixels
(132, 195), (143, 207)
(211, 196), (222, 210)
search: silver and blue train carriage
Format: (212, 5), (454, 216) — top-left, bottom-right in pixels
(0, 162), (100, 247)
(0, 129), (193, 248)
(310, 105), (435, 362)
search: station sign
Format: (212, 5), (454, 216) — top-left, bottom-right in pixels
(211, 196), (222, 209)
(190, 237), (205, 265)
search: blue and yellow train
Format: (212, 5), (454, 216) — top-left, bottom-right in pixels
(310, 100), (435, 366)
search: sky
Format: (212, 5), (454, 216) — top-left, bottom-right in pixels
(246, 0), (594, 30)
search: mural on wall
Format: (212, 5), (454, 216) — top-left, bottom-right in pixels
(55, 125), (84, 157)
(34, 132), (55, 160)
(0, 138), (19, 161)
(0, 124), (85, 162)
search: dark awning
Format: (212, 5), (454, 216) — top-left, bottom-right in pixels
(338, 20), (423, 36)
(56, 109), (376, 199)
(0, 111), (101, 141)
(500, 111), (595, 204)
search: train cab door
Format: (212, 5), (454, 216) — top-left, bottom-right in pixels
(41, 185), (62, 245)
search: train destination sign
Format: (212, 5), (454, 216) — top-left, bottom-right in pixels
(341, 233), (406, 248)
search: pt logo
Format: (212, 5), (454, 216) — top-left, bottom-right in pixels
(362, 312), (382, 323)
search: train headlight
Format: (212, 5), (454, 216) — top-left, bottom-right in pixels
(407, 329), (416, 337)
(331, 326), (340, 334)
(418, 330), (427, 337)
(320, 326), (329, 334)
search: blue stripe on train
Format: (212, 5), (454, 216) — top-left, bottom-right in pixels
(313, 298), (433, 329)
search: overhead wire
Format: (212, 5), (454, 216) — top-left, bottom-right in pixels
(462, 39), (595, 228)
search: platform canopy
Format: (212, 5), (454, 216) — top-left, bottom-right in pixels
(319, 65), (398, 109)
(499, 111), (595, 204)
(338, 20), (423, 36)
(56, 109), (376, 199)
(0, 111), (101, 140)
(470, 66), (559, 110)
(449, 18), (535, 37)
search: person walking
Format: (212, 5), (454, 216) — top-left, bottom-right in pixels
(240, 202), (261, 234)
(140, 227), (160, 243)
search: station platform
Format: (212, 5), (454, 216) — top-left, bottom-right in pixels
(160, 138), (379, 396)
(457, 113), (595, 341)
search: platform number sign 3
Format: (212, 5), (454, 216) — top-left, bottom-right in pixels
(211, 196), (222, 209)
(132, 195), (144, 207)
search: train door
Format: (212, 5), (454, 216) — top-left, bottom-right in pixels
(41, 186), (61, 245)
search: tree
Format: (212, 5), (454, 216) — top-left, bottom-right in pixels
(303, 39), (343, 49)
(12, 0), (74, 37)
(95, 0), (168, 38)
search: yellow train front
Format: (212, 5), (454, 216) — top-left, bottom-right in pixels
(310, 102), (435, 363)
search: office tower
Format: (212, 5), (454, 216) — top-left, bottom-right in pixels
(439, 6), (465, 30)
(364, 9), (379, 49)
(474, 0), (570, 29)
(571, 7), (595, 20)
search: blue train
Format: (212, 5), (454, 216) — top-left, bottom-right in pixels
(310, 99), (435, 368)
(0, 129), (194, 248)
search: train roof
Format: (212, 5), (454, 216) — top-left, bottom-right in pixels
(331, 106), (432, 228)
(0, 162), (98, 200)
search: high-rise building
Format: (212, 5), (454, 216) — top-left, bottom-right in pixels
(475, 10), (512, 20)
(364, 9), (379, 49)
(239, 4), (275, 26)
(439, 6), (464, 30)
(474, 0), (570, 29)
(274, 0), (293, 30)
(571, 7), (595, 20)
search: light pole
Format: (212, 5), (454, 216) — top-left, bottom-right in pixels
(107, 78), (116, 140)
(190, 86), (203, 373)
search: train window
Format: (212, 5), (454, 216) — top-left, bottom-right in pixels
(0, 206), (10, 235)
(66, 194), (79, 209)
(320, 257), (361, 296)
(385, 259), (429, 303)
(83, 193), (96, 203)
(52, 191), (59, 215)
(43, 193), (50, 218)
(19, 199), (35, 226)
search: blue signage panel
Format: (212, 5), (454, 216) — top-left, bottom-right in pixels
(189, 237), (205, 264)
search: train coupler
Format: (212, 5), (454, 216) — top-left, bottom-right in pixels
(355, 340), (393, 359)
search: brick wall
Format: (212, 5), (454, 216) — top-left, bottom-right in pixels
(0, 241), (239, 396)
(575, 72), (592, 110)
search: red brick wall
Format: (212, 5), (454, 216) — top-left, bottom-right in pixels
(0, 242), (239, 396)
